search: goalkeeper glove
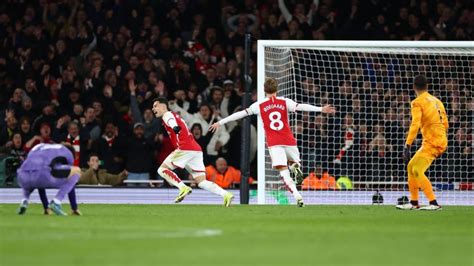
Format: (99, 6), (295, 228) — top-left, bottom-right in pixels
(172, 126), (181, 134)
(403, 145), (411, 164)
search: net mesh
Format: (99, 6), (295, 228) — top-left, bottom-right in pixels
(262, 45), (473, 205)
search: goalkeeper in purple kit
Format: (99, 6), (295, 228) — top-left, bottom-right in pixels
(16, 143), (81, 216)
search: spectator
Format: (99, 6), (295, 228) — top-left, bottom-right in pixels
(0, 132), (26, 160)
(173, 89), (191, 112)
(24, 123), (55, 152)
(79, 153), (127, 186)
(31, 103), (56, 134)
(0, 110), (18, 146)
(334, 113), (355, 164)
(81, 106), (101, 142)
(198, 68), (223, 100)
(302, 165), (337, 190)
(221, 80), (242, 120)
(23, 78), (40, 102)
(367, 124), (394, 180)
(17, 95), (37, 119)
(205, 157), (252, 189)
(0, 132), (25, 186)
(117, 123), (158, 185)
(93, 121), (125, 174)
(191, 123), (211, 158)
(53, 121), (90, 167)
(129, 80), (160, 138)
(18, 117), (34, 144)
(209, 86), (224, 109)
(368, 124), (392, 157)
(205, 116), (231, 161)
(8, 88), (24, 113)
(71, 103), (84, 122)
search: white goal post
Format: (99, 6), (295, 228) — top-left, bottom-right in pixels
(256, 41), (474, 205)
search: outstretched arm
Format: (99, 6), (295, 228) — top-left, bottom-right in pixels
(296, 104), (322, 112)
(296, 103), (336, 114)
(209, 110), (249, 133)
(286, 98), (335, 114)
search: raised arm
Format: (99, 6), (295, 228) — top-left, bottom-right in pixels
(169, 101), (193, 124)
(307, 0), (319, 26)
(278, 0), (293, 23)
(129, 80), (144, 124)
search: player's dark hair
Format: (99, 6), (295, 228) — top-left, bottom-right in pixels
(153, 97), (169, 109)
(414, 75), (428, 90)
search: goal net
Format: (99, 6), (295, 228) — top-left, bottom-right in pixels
(257, 41), (473, 205)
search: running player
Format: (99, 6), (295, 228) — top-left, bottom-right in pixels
(152, 98), (234, 207)
(210, 78), (336, 207)
(397, 75), (448, 211)
(17, 143), (81, 216)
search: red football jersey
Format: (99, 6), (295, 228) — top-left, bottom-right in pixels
(247, 96), (297, 147)
(162, 111), (202, 151)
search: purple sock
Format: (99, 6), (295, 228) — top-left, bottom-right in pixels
(38, 188), (49, 209)
(68, 189), (78, 211)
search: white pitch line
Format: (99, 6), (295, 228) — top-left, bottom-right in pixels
(0, 227), (223, 240)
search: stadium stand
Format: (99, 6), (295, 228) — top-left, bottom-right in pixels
(0, 0), (472, 185)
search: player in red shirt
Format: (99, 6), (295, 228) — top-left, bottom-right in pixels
(210, 78), (336, 207)
(152, 98), (234, 207)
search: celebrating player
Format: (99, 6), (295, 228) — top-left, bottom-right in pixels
(397, 75), (448, 211)
(209, 78), (336, 207)
(17, 143), (81, 216)
(152, 98), (234, 207)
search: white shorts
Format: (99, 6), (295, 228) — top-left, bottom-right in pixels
(162, 150), (206, 178)
(268, 145), (300, 168)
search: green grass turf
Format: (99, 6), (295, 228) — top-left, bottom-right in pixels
(0, 204), (473, 266)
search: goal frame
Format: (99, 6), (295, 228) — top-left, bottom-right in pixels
(256, 40), (474, 205)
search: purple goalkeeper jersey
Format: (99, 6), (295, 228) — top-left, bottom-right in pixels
(17, 144), (79, 201)
(20, 143), (74, 171)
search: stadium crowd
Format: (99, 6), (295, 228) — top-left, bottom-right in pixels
(0, 0), (472, 186)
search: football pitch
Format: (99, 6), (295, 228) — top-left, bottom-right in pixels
(0, 204), (472, 266)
